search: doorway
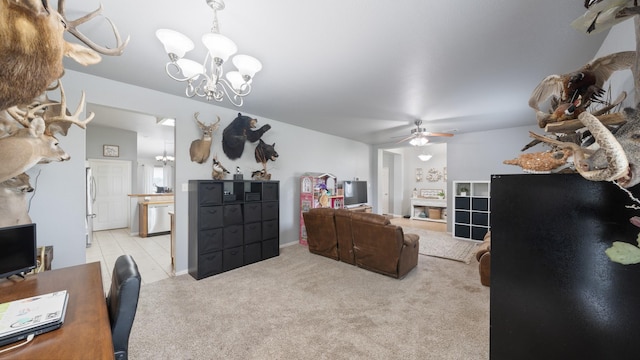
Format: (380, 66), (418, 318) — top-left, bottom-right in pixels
(85, 104), (175, 282)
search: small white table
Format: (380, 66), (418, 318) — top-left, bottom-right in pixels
(410, 197), (447, 223)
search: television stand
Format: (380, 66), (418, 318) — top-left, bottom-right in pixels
(346, 205), (372, 213)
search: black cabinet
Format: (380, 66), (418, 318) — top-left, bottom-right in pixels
(188, 180), (279, 280)
(491, 174), (640, 359)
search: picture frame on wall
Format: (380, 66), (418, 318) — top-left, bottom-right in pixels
(103, 144), (119, 157)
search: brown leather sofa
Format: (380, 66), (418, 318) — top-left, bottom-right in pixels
(475, 231), (491, 286)
(302, 208), (419, 279)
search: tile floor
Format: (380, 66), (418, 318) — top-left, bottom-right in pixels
(86, 228), (173, 293)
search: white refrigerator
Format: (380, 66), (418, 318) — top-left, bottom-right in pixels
(86, 167), (96, 247)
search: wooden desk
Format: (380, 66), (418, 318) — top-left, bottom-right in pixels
(0, 262), (113, 359)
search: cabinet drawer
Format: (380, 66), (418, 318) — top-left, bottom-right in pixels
(224, 204), (243, 225)
(472, 212), (489, 226)
(455, 197), (470, 210)
(199, 182), (223, 205)
(223, 246), (244, 271)
(244, 222), (262, 244)
(262, 239), (279, 259)
(262, 201), (279, 220)
(262, 219), (278, 240)
(198, 228), (223, 253)
(244, 242), (262, 264)
(263, 182), (279, 201)
(244, 203), (262, 223)
(199, 206), (223, 229)
(455, 210), (470, 224)
(223, 225), (243, 248)
(198, 251), (222, 278)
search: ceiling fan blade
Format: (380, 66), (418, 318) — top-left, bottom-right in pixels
(394, 134), (416, 144)
(425, 132), (454, 137)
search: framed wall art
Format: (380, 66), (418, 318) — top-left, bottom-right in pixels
(103, 144), (119, 157)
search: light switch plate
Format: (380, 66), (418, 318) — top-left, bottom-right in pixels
(182, 183), (188, 192)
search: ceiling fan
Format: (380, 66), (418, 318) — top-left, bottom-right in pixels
(395, 120), (454, 146)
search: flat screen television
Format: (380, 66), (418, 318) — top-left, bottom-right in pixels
(343, 180), (368, 207)
(0, 223), (37, 279)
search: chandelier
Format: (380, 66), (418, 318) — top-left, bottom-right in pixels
(156, 150), (175, 166)
(156, 0), (262, 107)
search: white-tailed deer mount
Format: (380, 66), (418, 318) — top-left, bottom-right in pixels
(0, 172), (34, 227)
(190, 112), (221, 164)
(0, 117), (70, 183)
(0, 0), (129, 110)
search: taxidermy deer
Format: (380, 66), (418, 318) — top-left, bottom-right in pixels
(0, 117), (70, 183)
(0, 0), (129, 110)
(0, 172), (34, 227)
(190, 112), (221, 164)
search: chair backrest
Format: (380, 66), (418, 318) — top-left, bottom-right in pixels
(302, 208), (339, 260)
(106, 255), (141, 360)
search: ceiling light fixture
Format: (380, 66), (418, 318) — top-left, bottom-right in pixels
(409, 137), (429, 146)
(156, 150), (175, 166)
(156, 0), (262, 107)
(418, 154), (433, 161)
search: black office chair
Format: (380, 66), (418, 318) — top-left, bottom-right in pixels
(106, 255), (141, 360)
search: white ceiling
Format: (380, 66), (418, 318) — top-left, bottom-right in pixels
(64, 0), (613, 155)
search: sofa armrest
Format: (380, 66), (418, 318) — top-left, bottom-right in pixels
(403, 233), (419, 247)
(475, 240), (491, 262)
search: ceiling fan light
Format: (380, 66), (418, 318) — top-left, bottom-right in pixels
(409, 137), (429, 146)
(156, 29), (194, 59)
(418, 154), (433, 161)
(202, 33), (238, 63)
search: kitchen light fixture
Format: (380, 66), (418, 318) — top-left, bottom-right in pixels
(418, 154), (432, 161)
(410, 137), (429, 146)
(156, 0), (262, 107)
(156, 150), (175, 166)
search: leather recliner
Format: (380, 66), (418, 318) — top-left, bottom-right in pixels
(349, 212), (419, 279)
(302, 207), (339, 260)
(475, 231), (491, 286)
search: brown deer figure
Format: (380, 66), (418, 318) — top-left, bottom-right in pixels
(0, 117), (70, 183)
(0, 0), (129, 110)
(0, 172), (34, 227)
(190, 113), (221, 164)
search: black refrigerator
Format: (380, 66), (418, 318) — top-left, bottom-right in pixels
(491, 174), (640, 360)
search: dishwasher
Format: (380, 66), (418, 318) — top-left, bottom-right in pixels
(147, 203), (174, 235)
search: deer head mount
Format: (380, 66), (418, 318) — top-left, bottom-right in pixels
(190, 112), (221, 164)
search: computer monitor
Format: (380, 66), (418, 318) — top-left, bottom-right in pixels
(0, 223), (37, 279)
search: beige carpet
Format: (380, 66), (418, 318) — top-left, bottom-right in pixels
(129, 244), (489, 360)
(403, 227), (479, 264)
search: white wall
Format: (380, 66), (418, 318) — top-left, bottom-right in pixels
(35, 69), (370, 274)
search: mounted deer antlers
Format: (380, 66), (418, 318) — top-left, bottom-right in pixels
(190, 112), (221, 164)
(0, 0), (129, 110)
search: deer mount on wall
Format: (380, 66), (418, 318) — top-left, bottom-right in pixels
(189, 112), (221, 164)
(0, 0), (128, 226)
